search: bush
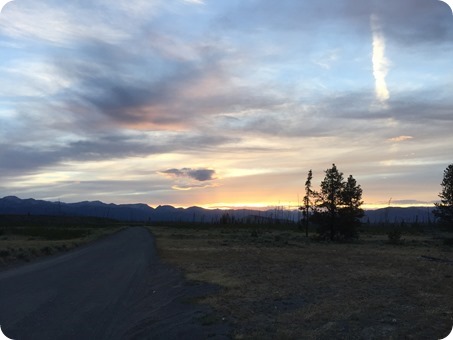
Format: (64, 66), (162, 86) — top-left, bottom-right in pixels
(387, 230), (403, 244)
(313, 218), (360, 242)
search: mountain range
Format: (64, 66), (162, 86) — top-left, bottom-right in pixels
(0, 196), (436, 224)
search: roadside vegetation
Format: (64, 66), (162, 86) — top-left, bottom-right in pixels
(0, 215), (126, 267)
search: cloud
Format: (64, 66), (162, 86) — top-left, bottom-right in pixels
(183, 0), (204, 4)
(389, 199), (434, 206)
(387, 136), (413, 143)
(370, 14), (390, 105)
(0, 133), (235, 177)
(0, 1), (129, 45)
(159, 167), (218, 191)
(37, 33), (285, 134)
(172, 183), (215, 191)
(160, 168), (217, 181)
(223, 0), (453, 45)
(0, 178), (172, 204)
(374, 0), (453, 45)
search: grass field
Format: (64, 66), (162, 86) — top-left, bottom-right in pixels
(0, 215), (125, 267)
(151, 225), (453, 339)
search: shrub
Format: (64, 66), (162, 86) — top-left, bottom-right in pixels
(387, 230), (403, 244)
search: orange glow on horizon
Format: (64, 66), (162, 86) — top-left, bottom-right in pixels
(147, 200), (436, 211)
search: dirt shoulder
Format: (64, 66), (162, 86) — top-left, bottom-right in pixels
(151, 226), (453, 339)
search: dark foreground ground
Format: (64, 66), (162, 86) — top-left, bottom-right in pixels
(0, 227), (230, 340)
(152, 226), (453, 339)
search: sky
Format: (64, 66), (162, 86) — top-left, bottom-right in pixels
(0, 0), (452, 209)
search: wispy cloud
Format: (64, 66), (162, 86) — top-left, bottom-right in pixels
(0, 2), (129, 45)
(388, 135), (413, 143)
(183, 0), (204, 5)
(313, 49), (339, 70)
(172, 183), (215, 191)
(370, 14), (390, 106)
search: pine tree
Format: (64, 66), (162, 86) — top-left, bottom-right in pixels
(302, 169), (313, 237)
(434, 164), (453, 228)
(313, 164), (363, 240)
(339, 175), (364, 239)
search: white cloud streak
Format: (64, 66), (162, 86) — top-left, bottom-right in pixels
(387, 135), (413, 143)
(370, 14), (390, 105)
(183, 0), (204, 5)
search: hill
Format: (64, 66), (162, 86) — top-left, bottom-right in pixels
(363, 206), (435, 224)
(0, 196), (436, 224)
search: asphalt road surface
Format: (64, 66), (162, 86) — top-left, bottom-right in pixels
(0, 227), (229, 340)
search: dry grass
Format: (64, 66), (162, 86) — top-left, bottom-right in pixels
(0, 227), (124, 267)
(151, 226), (453, 339)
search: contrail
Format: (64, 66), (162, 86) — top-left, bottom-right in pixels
(370, 14), (390, 105)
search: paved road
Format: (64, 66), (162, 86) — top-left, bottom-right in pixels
(0, 227), (228, 339)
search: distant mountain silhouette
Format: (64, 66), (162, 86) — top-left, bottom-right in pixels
(362, 206), (435, 224)
(0, 196), (246, 222)
(0, 196), (436, 224)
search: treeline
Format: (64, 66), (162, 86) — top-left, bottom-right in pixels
(216, 162), (453, 242)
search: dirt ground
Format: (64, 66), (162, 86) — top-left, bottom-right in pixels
(151, 226), (453, 339)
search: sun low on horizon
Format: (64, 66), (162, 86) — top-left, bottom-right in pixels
(0, 0), (452, 209)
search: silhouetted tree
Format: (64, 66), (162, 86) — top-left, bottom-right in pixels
(220, 213), (231, 224)
(434, 164), (453, 228)
(313, 164), (363, 241)
(338, 174), (364, 239)
(300, 169), (313, 237)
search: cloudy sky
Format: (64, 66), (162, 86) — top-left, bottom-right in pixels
(0, 0), (452, 209)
